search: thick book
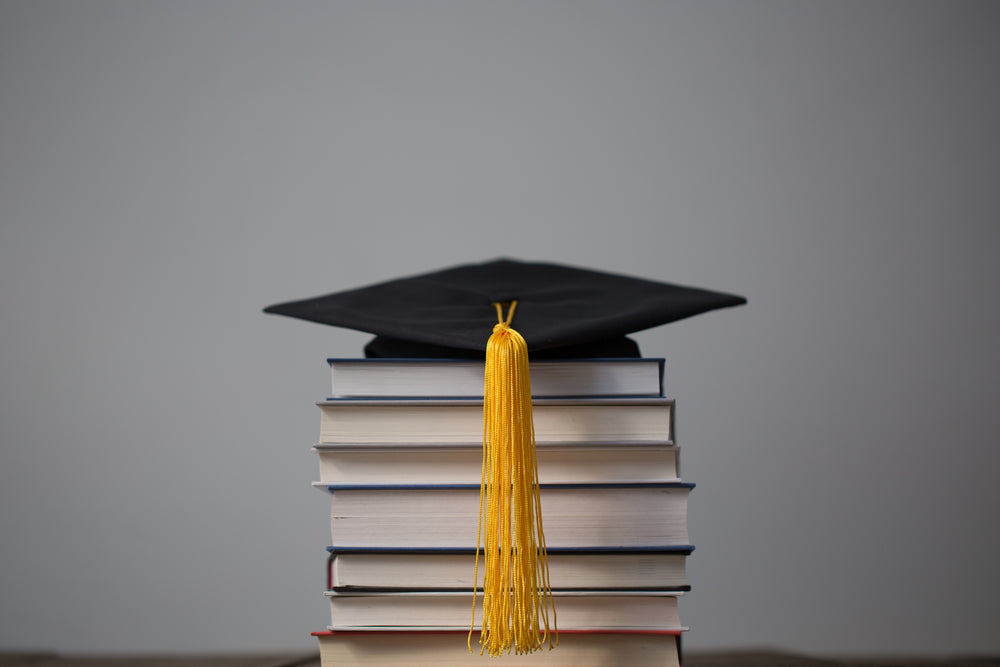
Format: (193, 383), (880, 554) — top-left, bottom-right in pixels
(319, 482), (693, 549)
(312, 629), (681, 667)
(317, 397), (674, 444)
(328, 357), (665, 398)
(327, 546), (692, 591)
(324, 590), (685, 631)
(313, 442), (679, 485)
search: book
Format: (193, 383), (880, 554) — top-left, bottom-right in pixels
(328, 357), (665, 398)
(320, 482), (693, 549)
(324, 590), (685, 630)
(312, 629), (681, 666)
(313, 442), (679, 485)
(327, 547), (692, 591)
(318, 397), (674, 444)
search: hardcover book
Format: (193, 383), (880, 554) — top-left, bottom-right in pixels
(312, 629), (682, 667)
(313, 442), (679, 485)
(327, 547), (692, 591)
(318, 396), (674, 444)
(324, 590), (685, 631)
(327, 357), (665, 398)
(320, 482), (693, 549)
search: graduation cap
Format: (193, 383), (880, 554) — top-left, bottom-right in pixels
(264, 258), (745, 656)
(263, 258), (746, 359)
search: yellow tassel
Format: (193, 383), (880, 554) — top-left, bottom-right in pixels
(470, 301), (557, 657)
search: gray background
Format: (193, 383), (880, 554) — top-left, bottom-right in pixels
(2, 0), (998, 658)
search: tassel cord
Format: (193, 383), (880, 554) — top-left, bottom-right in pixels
(469, 301), (557, 657)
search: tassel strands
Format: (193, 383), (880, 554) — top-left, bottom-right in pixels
(470, 301), (558, 657)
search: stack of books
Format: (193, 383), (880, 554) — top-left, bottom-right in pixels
(310, 357), (692, 667)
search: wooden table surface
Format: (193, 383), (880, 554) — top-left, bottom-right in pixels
(3, 652), (999, 667)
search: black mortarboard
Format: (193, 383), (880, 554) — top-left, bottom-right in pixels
(263, 258), (746, 358)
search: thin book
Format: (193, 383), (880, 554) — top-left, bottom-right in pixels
(313, 442), (679, 485)
(317, 396), (674, 445)
(312, 629), (682, 667)
(327, 357), (665, 398)
(327, 546), (692, 592)
(324, 590), (686, 631)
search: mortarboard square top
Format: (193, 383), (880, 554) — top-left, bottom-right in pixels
(263, 258), (746, 358)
